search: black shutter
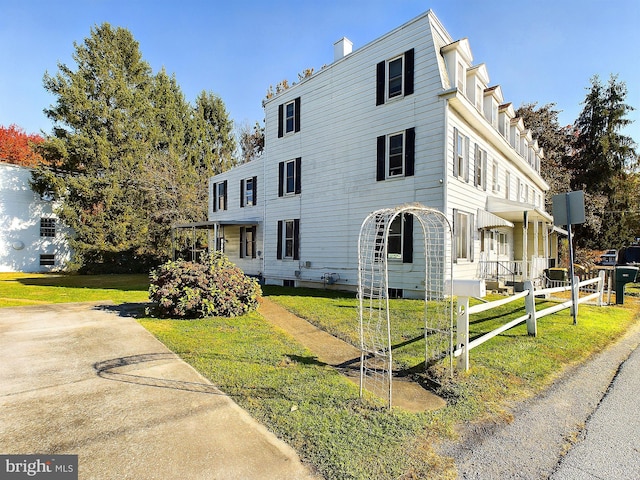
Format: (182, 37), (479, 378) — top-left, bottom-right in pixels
(294, 97), (301, 133)
(293, 219), (300, 260)
(376, 61), (385, 106)
(405, 127), (415, 177)
(295, 157), (301, 194)
(404, 48), (414, 96)
(239, 228), (245, 258)
(251, 226), (257, 258)
(277, 221), (283, 259)
(240, 179), (245, 207)
(452, 209), (458, 263)
(223, 180), (228, 210)
(278, 104), (284, 138)
(253, 176), (258, 205)
(453, 128), (459, 177)
(278, 162), (284, 197)
(403, 214), (413, 263)
(212, 182), (217, 212)
(473, 144), (479, 187)
(376, 135), (386, 181)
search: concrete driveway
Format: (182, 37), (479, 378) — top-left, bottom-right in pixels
(0, 302), (318, 479)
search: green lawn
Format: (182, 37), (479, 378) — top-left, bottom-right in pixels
(2, 274), (639, 479)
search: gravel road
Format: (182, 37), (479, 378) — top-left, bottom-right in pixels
(441, 319), (640, 479)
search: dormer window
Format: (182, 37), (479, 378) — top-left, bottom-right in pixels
(457, 62), (465, 92)
(476, 85), (483, 111)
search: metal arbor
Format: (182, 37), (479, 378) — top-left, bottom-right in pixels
(357, 204), (453, 409)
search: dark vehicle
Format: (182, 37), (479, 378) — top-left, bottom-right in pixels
(617, 246), (640, 266)
(596, 249), (617, 266)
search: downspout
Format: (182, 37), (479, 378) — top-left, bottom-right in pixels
(261, 149), (267, 282)
(522, 211), (528, 279)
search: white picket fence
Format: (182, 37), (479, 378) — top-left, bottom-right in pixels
(454, 271), (606, 371)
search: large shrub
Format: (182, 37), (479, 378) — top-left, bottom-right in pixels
(148, 252), (261, 318)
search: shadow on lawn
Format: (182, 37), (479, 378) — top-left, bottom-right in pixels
(16, 274), (148, 291)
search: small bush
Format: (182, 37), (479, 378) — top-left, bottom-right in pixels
(148, 252), (261, 318)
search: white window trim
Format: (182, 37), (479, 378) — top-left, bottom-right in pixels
(283, 220), (295, 259)
(284, 159), (296, 195)
(386, 55), (404, 101)
(455, 210), (473, 261)
(244, 177), (254, 207)
(216, 182), (226, 211)
(387, 215), (404, 261)
(284, 100), (296, 135)
(387, 131), (405, 178)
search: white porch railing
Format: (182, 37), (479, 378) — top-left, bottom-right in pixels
(478, 257), (551, 286)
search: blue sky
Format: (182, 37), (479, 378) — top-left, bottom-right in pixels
(1, 0), (638, 141)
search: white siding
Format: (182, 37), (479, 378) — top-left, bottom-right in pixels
(209, 9), (552, 291)
(259, 11), (448, 293)
(0, 163), (73, 272)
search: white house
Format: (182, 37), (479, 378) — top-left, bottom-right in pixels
(0, 162), (72, 272)
(207, 10), (561, 297)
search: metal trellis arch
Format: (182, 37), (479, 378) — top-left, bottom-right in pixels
(357, 203), (453, 409)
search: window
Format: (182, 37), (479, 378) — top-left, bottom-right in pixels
(492, 161), (499, 193)
(505, 171), (511, 200)
(39, 254), (55, 266)
(215, 226), (225, 252)
(376, 128), (415, 181)
(388, 56), (403, 99)
(474, 144), (487, 190)
(454, 210), (474, 262)
(240, 177), (257, 207)
(388, 133), (404, 176)
(453, 127), (469, 181)
(376, 49), (414, 105)
(277, 219), (300, 260)
(502, 116), (510, 141)
(499, 233), (508, 256)
(285, 101), (295, 133)
(40, 218), (55, 237)
(476, 85), (483, 111)
(373, 213), (414, 263)
(240, 226), (257, 259)
(212, 181), (227, 211)
(278, 158), (301, 196)
(277, 97), (301, 137)
(457, 62), (465, 92)
(387, 215), (403, 259)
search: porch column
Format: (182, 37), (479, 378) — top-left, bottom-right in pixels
(533, 221), (539, 260)
(522, 211), (528, 279)
(543, 223), (549, 263)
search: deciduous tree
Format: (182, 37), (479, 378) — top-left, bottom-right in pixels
(0, 124), (45, 166)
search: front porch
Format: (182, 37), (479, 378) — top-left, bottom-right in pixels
(477, 196), (564, 290)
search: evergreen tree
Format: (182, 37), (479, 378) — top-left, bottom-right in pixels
(31, 23), (238, 272)
(569, 75), (638, 249)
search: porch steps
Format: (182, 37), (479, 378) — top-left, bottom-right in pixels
(485, 279), (514, 295)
